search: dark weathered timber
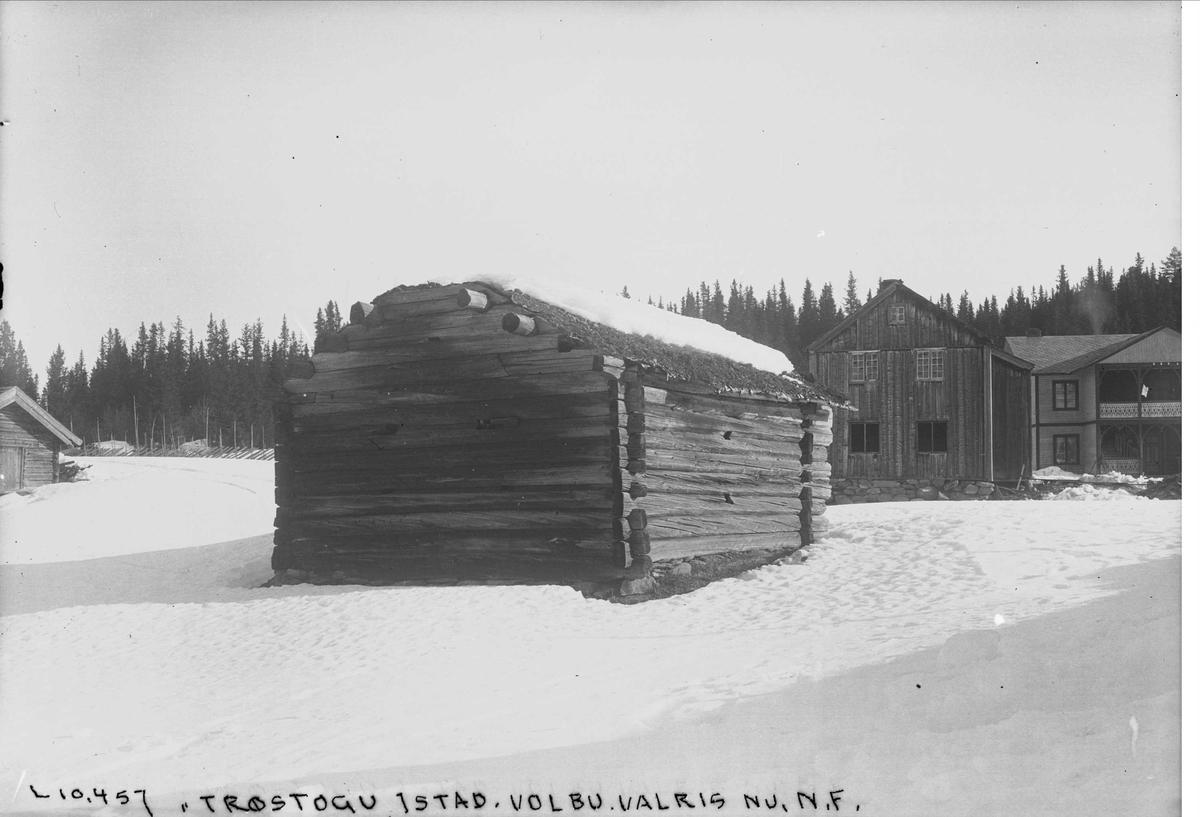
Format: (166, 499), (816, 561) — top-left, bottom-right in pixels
(272, 282), (837, 588)
(649, 532), (804, 562)
(647, 512), (800, 538)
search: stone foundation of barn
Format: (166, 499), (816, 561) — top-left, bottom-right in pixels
(830, 477), (997, 504)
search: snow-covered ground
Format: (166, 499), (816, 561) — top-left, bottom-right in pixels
(0, 458), (1181, 816)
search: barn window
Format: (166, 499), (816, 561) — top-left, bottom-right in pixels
(915, 349), (944, 381)
(1053, 380), (1079, 410)
(916, 421), (948, 453)
(1053, 434), (1080, 465)
(888, 305), (906, 325)
(850, 352), (878, 383)
(849, 422), (880, 453)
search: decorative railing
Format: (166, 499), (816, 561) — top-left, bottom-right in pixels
(1099, 458), (1141, 475)
(1142, 401), (1182, 418)
(1099, 402), (1183, 419)
(1099, 403), (1139, 419)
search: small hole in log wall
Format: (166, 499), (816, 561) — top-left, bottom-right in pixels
(723, 492), (735, 504)
(723, 430), (733, 440)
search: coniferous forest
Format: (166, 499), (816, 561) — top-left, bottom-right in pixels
(0, 248), (1181, 450)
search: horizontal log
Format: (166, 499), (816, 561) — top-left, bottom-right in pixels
(652, 389), (825, 422)
(277, 487), (616, 516)
(282, 463), (614, 493)
(284, 353), (511, 394)
(288, 421), (615, 454)
(498, 348), (599, 376)
(372, 285), (466, 307)
(646, 512), (800, 539)
(288, 372), (612, 411)
(349, 301), (381, 326)
(457, 288), (491, 311)
(631, 470), (801, 492)
(633, 492), (801, 518)
(502, 312), (538, 335)
(648, 531), (804, 562)
(377, 295), (472, 322)
(647, 431), (809, 459)
(309, 334), (564, 372)
(290, 393), (613, 430)
(286, 442), (614, 476)
(643, 450), (809, 475)
(642, 404), (823, 438)
(282, 527), (615, 552)
(281, 509), (614, 535)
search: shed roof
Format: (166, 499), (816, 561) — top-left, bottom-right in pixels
(0, 387), (83, 447)
(1004, 333), (1140, 374)
(375, 282), (849, 407)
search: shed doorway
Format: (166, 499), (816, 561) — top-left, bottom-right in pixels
(0, 447), (25, 492)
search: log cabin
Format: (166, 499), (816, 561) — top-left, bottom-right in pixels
(0, 386), (83, 492)
(1004, 326), (1182, 476)
(806, 280), (1033, 503)
(271, 282), (844, 594)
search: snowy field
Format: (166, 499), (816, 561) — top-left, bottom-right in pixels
(0, 457), (1182, 816)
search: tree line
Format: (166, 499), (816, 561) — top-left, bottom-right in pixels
(0, 248), (1181, 448)
(0, 307), (334, 449)
(636, 247), (1181, 370)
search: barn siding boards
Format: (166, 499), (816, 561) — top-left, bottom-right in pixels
(990, 355), (1032, 480)
(808, 282), (1031, 489)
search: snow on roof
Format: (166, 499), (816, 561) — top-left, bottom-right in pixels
(432, 273), (794, 374)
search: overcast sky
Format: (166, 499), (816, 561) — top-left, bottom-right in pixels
(0, 1), (1187, 370)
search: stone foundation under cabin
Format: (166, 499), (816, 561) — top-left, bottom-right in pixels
(830, 477), (998, 504)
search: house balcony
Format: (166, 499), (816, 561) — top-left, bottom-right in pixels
(1099, 401), (1182, 419)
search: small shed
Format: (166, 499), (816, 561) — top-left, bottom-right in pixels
(271, 282), (842, 592)
(0, 387), (83, 492)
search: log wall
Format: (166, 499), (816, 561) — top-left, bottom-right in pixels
(272, 285), (631, 584)
(629, 376), (832, 564)
(272, 283), (835, 590)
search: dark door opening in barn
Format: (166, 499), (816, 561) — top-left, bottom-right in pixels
(0, 447), (24, 492)
(1142, 426), (1181, 476)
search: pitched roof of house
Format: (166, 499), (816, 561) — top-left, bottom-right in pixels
(375, 282), (850, 406)
(1003, 333), (1140, 374)
(0, 387), (83, 447)
(805, 279), (994, 353)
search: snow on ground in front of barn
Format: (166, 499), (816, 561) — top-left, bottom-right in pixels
(0, 458), (1181, 815)
(0, 457), (275, 564)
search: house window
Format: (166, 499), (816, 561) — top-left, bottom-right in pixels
(888, 305), (906, 325)
(1053, 380), (1078, 411)
(915, 349), (945, 381)
(1053, 434), (1080, 465)
(850, 352), (879, 383)
(849, 422), (880, 453)
(916, 421), (948, 453)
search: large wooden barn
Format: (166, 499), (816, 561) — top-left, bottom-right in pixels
(806, 280), (1032, 503)
(272, 282), (841, 593)
(0, 386), (83, 492)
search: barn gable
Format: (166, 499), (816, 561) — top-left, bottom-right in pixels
(806, 281), (1031, 498)
(272, 283), (839, 595)
(807, 280), (993, 353)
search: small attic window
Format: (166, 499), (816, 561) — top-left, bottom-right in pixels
(888, 305), (906, 325)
